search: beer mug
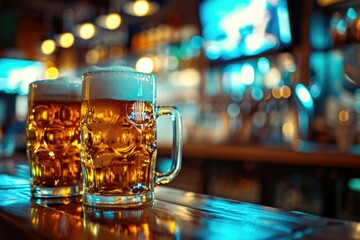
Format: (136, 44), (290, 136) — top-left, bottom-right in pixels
(26, 77), (82, 198)
(81, 66), (182, 208)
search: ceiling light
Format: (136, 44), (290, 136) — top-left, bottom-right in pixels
(45, 67), (59, 79)
(123, 0), (159, 17)
(136, 56), (154, 73)
(74, 23), (96, 40)
(41, 39), (56, 55)
(58, 32), (75, 48)
(96, 13), (122, 30)
(106, 13), (122, 29)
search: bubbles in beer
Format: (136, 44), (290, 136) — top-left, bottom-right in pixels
(34, 105), (53, 126)
(108, 117), (141, 155)
(94, 151), (118, 167)
(27, 101), (82, 189)
(62, 146), (81, 178)
(60, 105), (79, 125)
(81, 99), (156, 196)
(44, 125), (73, 151)
(34, 147), (55, 167)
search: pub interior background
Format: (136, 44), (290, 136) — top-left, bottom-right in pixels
(1, 0), (360, 221)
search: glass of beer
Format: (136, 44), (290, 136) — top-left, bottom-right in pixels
(26, 77), (83, 198)
(81, 66), (182, 208)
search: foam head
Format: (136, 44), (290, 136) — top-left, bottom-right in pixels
(82, 66), (155, 102)
(29, 77), (82, 101)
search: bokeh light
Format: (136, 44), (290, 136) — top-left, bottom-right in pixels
(227, 103), (241, 118)
(85, 49), (100, 65)
(240, 63), (255, 86)
(264, 67), (281, 89)
(79, 23), (96, 40)
(41, 39), (56, 55)
(281, 85), (292, 98)
(45, 67), (59, 79)
(105, 13), (122, 30)
(272, 87), (282, 99)
(133, 0), (150, 16)
(258, 57), (270, 74)
(136, 57), (154, 73)
(59, 32), (75, 48)
(282, 122), (295, 140)
(339, 110), (349, 123)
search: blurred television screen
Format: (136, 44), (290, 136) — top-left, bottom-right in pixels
(199, 0), (292, 61)
(0, 58), (45, 95)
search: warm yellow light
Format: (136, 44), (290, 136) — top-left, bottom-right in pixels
(41, 39), (56, 55)
(105, 13), (121, 30)
(85, 49), (100, 65)
(171, 68), (201, 87)
(281, 85), (292, 98)
(264, 67), (281, 89)
(135, 57), (154, 73)
(282, 122), (295, 139)
(339, 110), (349, 123)
(272, 87), (282, 99)
(79, 23), (95, 40)
(45, 67), (59, 79)
(59, 32), (75, 48)
(133, 0), (150, 17)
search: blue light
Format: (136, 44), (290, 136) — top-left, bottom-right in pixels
(347, 8), (357, 21)
(224, 64), (246, 95)
(295, 84), (314, 112)
(355, 101), (360, 113)
(199, 0), (292, 61)
(251, 86), (263, 101)
(194, 198), (296, 239)
(349, 178), (360, 192)
(278, 6), (292, 44)
(0, 58), (45, 95)
(298, 108), (309, 140)
(190, 35), (204, 49)
(336, 19), (347, 35)
(309, 83), (321, 98)
(227, 103), (241, 118)
(257, 57), (270, 74)
(205, 43), (221, 60)
(241, 63), (255, 86)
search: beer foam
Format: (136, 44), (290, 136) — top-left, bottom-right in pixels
(29, 77), (82, 101)
(82, 66), (155, 101)
(85, 65), (136, 73)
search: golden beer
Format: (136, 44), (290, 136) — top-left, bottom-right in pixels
(81, 99), (156, 195)
(81, 66), (182, 208)
(26, 78), (82, 197)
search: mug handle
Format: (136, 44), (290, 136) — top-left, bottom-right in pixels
(155, 105), (183, 185)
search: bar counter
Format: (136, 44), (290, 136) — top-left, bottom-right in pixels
(0, 157), (359, 239)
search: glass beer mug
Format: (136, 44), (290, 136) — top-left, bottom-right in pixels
(26, 77), (83, 198)
(81, 66), (182, 208)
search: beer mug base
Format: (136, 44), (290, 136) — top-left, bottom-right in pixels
(82, 190), (154, 208)
(31, 185), (83, 198)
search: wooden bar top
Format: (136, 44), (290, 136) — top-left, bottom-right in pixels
(0, 158), (359, 239)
